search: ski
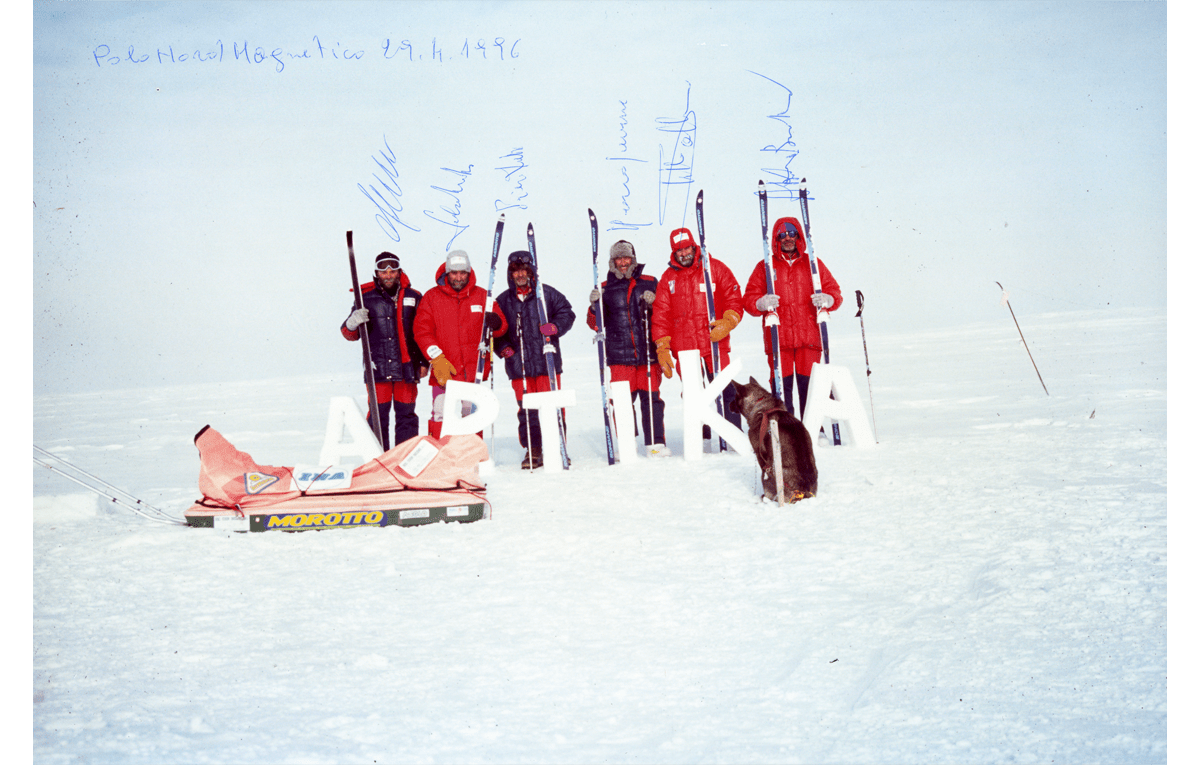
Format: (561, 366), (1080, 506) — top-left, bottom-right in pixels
(526, 222), (571, 469)
(694, 190), (727, 451)
(474, 214), (506, 385)
(758, 181), (786, 503)
(855, 290), (879, 442)
(347, 230), (384, 449)
(758, 181), (786, 401)
(797, 182), (841, 445)
(589, 209), (617, 465)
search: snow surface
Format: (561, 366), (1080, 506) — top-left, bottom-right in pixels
(32, 308), (1168, 763)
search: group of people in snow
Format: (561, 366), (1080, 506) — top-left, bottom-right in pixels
(340, 218), (840, 469)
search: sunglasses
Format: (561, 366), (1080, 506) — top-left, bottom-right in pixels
(777, 231), (799, 240)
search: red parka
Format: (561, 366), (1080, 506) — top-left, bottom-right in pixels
(413, 263), (508, 385)
(742, 216), (842, 354)
(651, 249), (743, 361)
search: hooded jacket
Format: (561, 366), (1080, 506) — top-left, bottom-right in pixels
(494, 251), (576, 379)
(586, 261), (658, 367)
(342, 270), (426, 385)
(742, 215), (842, 354)
(650, 247), (743, 358)
(413, 262), (508, 385)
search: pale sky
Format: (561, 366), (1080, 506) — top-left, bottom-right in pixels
(31, 0), (1167, 394)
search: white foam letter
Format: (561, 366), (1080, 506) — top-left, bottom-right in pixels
(803, 364), (876, 448)
(677, 350), (752, 461)
(318, 396), (385, 466)
(522, 388), (577, 471)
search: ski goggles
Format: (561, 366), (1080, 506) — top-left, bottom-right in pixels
(375, 258), (400, 271)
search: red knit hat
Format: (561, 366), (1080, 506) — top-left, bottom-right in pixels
(669, 228), (696, 251)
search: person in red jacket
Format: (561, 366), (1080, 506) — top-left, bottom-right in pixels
(413, 250), (506, 439)
(650, 227), (745, 436)
(742, 217), (842, 416)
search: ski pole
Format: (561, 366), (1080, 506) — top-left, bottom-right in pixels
(854, 290), (879, 443)
(644, 302), (656, 448)
(996, 282), (1049, 396)
(516, 314), (535, 465)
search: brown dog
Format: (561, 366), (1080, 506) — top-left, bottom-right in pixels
(729, 377), (818, 502)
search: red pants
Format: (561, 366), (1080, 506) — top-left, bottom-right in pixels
(609, 364), (662, 393)
(769, 347), (822, 378)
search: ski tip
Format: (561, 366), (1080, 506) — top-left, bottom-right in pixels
(758, 179), (765, 188)
(498, 213), (505, 222)
(345, 230), (353, 245)
(588, 208), (595, 219)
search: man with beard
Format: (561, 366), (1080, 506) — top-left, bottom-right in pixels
(493, 250), (575, 469)
(341, 251), (428, 449)
(650, 227), (745, 440)
(413, 250), (506, 439)
(586, 239), (669, 456)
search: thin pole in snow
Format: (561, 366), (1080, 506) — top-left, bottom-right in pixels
(996, 282), (1049, 396)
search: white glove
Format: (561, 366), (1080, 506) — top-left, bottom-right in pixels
(756, 294), (780, 311)
(589, 289), (601, 304)
(640, 290), (656, 306)
(345, 307), (370, 330)
(811, 293), (834, 309)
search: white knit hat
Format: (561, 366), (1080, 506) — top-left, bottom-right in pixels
(446, 250), (471, 272)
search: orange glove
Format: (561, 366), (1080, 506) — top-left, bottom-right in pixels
(430, 354), (457, 386)
(708, 309), (741, 342)
(655, 337), (675, 379)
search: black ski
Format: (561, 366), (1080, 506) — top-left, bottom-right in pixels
(589, 209), (616, 465)
(526, 222), (571, 470)
(695, 190), (727, 451)
(474, 214), (505, 385)
(347, 231), (384, 448)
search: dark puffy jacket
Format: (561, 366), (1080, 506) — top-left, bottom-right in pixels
(413, 263), (508, 385)
(651, 249), (743, 358)
(494, 253), (576, 380)
(742, 216), (842, 353)
(586, 263), (658, 366)
(341, 270), (426, 384)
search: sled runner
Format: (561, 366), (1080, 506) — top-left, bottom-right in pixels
(184, 426), (491, 532)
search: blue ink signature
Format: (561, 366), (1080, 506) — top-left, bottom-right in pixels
(423, 165), (474, 251)
(494, 149), (529, 212)
(748, 70), (801, 200)
(656, 83), (697, 227)
(358, 136), (420, 242)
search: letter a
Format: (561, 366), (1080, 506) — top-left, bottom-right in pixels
(802, 364), (877, 448)
(318, 396), (385, 466)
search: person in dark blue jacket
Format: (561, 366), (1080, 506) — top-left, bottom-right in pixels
(341, 251), (428, 449)
(493, 250), (576, 469)
(586, 240), (669, 456)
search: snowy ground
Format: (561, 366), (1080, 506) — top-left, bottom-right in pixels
(32, 308), (1168, 763)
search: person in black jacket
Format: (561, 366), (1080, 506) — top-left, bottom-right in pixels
(341, 251), (428, 449)
(493, 250), (576, 469)
(586, 240), (669, 457)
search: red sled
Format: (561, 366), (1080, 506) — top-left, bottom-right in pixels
(184, 425), (491, 532)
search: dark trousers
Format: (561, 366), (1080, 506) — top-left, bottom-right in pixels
(771, 374), (811, 417)
(634, 389), (667, 445)
(369, 400), (418, 450)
